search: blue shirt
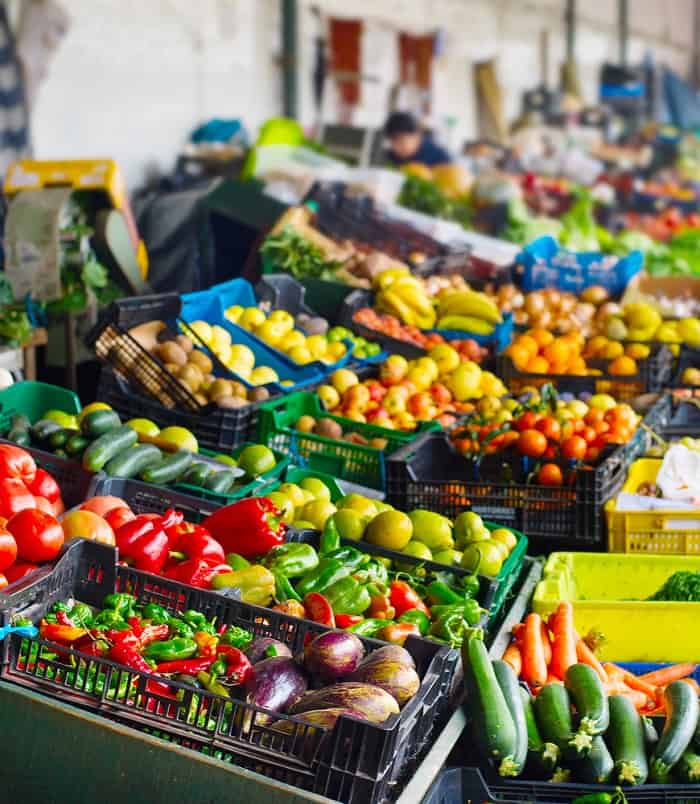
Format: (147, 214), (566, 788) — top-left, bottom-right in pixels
(387, 136), (452, 167)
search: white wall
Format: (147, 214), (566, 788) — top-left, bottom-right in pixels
(27, 0), (696, 188)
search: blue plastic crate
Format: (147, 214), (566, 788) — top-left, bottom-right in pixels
(618, 661), (700, 683)
(518, 235), (643, 295)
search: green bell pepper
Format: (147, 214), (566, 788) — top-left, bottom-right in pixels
(274, 571), (302, 602)
(295, 546), (368, 597)
(353, 560), (388, 586)
(102, 593), (136, 617)
(323, 576), (371, 615)
(219, 625), (253, 649)
(262, 543), (319, 577)
(142, 637), (198, 662)
(67, 603), (94, 627)
(225, 553), (251, 571)
(141, 603), (171, 624)
(182, 610), (216, 635)
(426, 581), (463, 607)
(320, 517), (340, 554)
(398, 608), (430, 635)
(91, 610), (129, 630)
(167, 618), (196, 639)
(347, 618), (387, 636)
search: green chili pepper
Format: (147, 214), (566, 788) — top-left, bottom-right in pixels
(320, 517), (341, 554)
(219, 625), (253, 649)
(273, 571), (303, 603)
(102, 593), (136, 616)
(142, 637), (198, 662)
(295, 547), (368, 597)
(167, 618), (196, 639)
(426, 581), (463, 607)
(263, 543), (319, 577)
(225, 553), (251, 571)
(92, 610), (129, 629)
(196, 671), (229, 697)
(323, 576), (372, 615)
(181, 610), (216, 635)
(209, 656), (228, 677)
(13, 617), (32, 627)
(347, 618), (388, 636)
(461, 553), (481, 598)
(142, 603), (170, 624)
(67, 603), (94, 627)
(398, 609), (430, 635)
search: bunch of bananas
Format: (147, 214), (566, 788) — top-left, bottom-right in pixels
(435, 288), (502, 335)
(373, 268), (436, 329)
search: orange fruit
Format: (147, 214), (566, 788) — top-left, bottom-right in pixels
(608, 356), (638, 375)
(542, 340), (570, 366)
(514, 335), (538, 359)
(602, 341), (624, 360)
(568, 356), (588, 375)
(625, 343), (650, 359)
(526, 328), (554, 348)
(526, 355), (550, 374)
(506, 343), (531, 370)
(584, 335), (608, 358)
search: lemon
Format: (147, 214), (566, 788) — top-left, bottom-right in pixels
(277, 483), (305, 508)
(229, 344), (255, 368)
(250, 366), (279, 385)
(300, 500), (337, 530)
(126, 418), (160, 437)
(224, 305), (244, 323)
(78, 401), (111, 423)
(305, 335), (328, 359)
(299, 476), (331, 501)
(158, 426), (198, 453)
(284, 330), (307, 351)
(187, 320), (213, 346)
(237, 444), (276, 477)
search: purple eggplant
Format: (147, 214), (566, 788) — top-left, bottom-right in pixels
(245, 656), (307, 724)
(244, 637), (293, 664)
(304, 631), (365, 680)
(290, 682), (399, 724)
(349, 659), (420, 707)
(360, 645), (415, 670)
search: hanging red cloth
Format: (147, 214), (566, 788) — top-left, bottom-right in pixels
(329, 18), (363, 108)
(398, 32), (435, 91)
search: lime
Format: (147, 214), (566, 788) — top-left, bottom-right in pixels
(297, 489), (315, 506)
(300, 500), (337, 531)
(237, 444), (276, 478)
(299, 476), (332, 502)
(432, 548), (463, 566)
(126, 418), (161, 438)
(212, 453), (238, 467)
(490, 528), (516, 552)
(265, 492), (294, 522)
(158, 426), (198, 453)
(453, 511), (490, 549)
(486, 538), (509, 560)
(408, 509), (453, 552)
(78, 401), (112, 423)
(364, 510), (413, 551)
(330, 509), (368, 541)
(401, 541), (433, 561)
(277, 483), (305, 509)
(337, 493), (378, 519)
(42, 409), (78, 429)
(461, 542), (503, 577)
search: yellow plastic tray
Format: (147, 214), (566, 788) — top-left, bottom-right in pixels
(605, 458), (700, 554)
(532, 551), (700, 662)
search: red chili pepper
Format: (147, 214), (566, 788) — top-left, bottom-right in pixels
(138, 623), (170, 647)
(0, 478), (36, 520)
(303, 592), (335, 628)
(74, 636), (109, 657)
(389, 580), (430, 618)
(55, 610), (73, 626)
(335, 614), (363, 629)
(0, 444), (36, 485)
(168, 528), (225, 565)
(108, 641), (172, 697)
(155, 657), (215, 675)
(201, 497), (285, 558)
(26, 468), (61, 504)
(215, 645), (252, 685)
(165, 557), (230, 589)
(115, 514), (170, 574)
(39, 621), (88, 644)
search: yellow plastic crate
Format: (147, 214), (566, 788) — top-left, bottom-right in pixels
(532, 551), (700, 662)
(605, 458), (700, 553)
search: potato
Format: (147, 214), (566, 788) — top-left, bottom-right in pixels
(314, 418), (343, 440)
(230, 381), (248, 398)
(208, 379), (231, 399)
(215, 395), (249, 409)
(178, 363), (204, 392)
(188, 350), (213, 375)
(157, 341), (188, 367)
(248, 387), (270, 403)
(194, 393), (209, 405)
(175, 334), (194, 353)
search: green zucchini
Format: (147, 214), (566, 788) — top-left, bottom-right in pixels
(81, 409), (121, 438)
(606, 694), (648, 785)
(49, 428), (78, 451)
(565, 663), (609, 736)
(533, 683), (574, 754)
(65, 434), (90, 456)
(140, 449), (193, 485)
(82, 426), (138, 472)
(492, 661), (528, 777)
(519, 686), (558, 775)
(204, 470), (236, 495)
(676, 748), (700, 783)
(642, 715), (659, 749)
(573, 735), (613, 784)
(461, 633), (517, 763)
(650, 680), (699, 782)
(31, 419), (63, 442)
(104, 443), (163, 478)
(180, 462), (212, 487)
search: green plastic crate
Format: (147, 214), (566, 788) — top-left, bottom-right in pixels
(256, 391), (438, 491)
(0, 380), (81, 427)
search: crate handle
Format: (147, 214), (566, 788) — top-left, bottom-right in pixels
(0, 624), (38, 640)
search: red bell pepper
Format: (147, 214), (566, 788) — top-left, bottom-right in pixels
(168, 528), (225, 565)
(164, 519), (210, 544)
(155, 657), (215, 675)
(133, 622), (170, 647)
(335, 613), (363, 629)
(214, 644), (252, 685)
(201, 497), (285, 558)
(389, 580), (430, 618)
(0, 478), (36, 520)
(115, 513), (171, 574)
(3, 560), (37, 583)
(303, 592), (335, 628)
(26, 468), (61, 504)
(165, 557), (230, 588)
(0, 444), (36, 485)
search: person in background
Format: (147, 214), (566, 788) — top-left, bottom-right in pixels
(383, 111), (452, 167)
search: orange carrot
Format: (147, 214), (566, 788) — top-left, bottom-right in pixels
(512, 623), (525, 643)
(639, 663), (697, 686)
(541, 621), (552, 666)
(521, 613), (548, 688)
(502, 642), (522, 677)
(603, 679), (629, 695)
(607, 664), (658, 700)
(575, 633), (608, 683)
(603, 663), (626, 683)
(545, 673), (563, 685)
(619, 689), (650, 711)
(550, 601), (577, 680)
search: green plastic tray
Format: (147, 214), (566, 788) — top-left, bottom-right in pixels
(0, 380), (81, 428)
(256, 391), (438, 491)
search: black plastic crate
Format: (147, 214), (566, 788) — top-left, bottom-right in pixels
(422, 766), (700, 804)
(254, 273), (316, 318)
(672, 344), (700, 387)
(659, 396), (700, 439)
(497, 343), (674, 402)
(0, 540), (449, 804)
(386, 431), (629, 550)
(97, 368), (256, 451)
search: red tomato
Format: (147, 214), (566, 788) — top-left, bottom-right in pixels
(4, 560), (39, 583)
(561, 435), (587, 461)
(7, 509), (64, 562)
(27, 468), (61, 504)
(515, 411), (540, 432)
(80, 496), (131, 518)
(34, 496), (55, 515)
(0, 527), (17, 571)
(536, 463), (564, 486)
(517, 429), (548, 458)
(536, 417), (561, 442)
(302, 592), (335, 628)
(104, 506), (136, 531)
(0, 444), (36, 485)
(52, 498), (65, 518)
(0, 477), (36, 520)
(543, 444), (557, 459)
(585, 446), (601, 462)
(61, 510), (115, 546)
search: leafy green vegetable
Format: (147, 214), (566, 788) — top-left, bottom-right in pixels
(0, 307), (31, 345)
(260, 226), (339, 280)
(648, 571), (700, 601)
(398, 175), (472, 228)
(559, 190), (599, 251)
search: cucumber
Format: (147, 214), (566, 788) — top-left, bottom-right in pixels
(81, 409), (121, 438)
(519, 686), (558, 775)
(104, 443), (163, 478)
(204, 470), (236, 495)
(82, 426), (138, 472)
(650, 680), (699, 782)
(181, 463), (212, 487)
(140, 449), (193, 485)
(31, 419), (63, 442)
(565, 663), (608, 756)
(574, 735), (613, 784)
(462, 633), (517, 763)
(49, 428), (78, 451)
(642, 715), (659, 749)
(533, 683), (574, 754)
(606, 694), (648, 785)
(65, 434), (90, 456)
(676, 748), (700, 783)
(492, 661), (528, 777)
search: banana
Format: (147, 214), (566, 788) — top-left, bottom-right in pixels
(373, 267), (411, 291)
(437, 315), (495, 335)
(376, 290), (417, 326)
(437, 289), (502, 325)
